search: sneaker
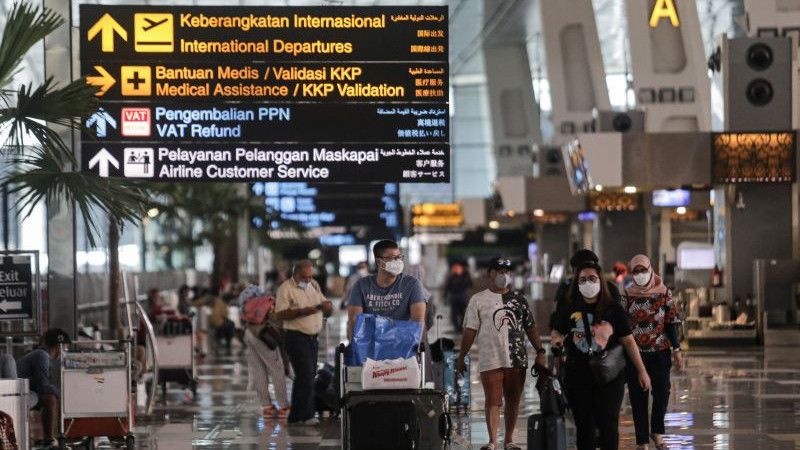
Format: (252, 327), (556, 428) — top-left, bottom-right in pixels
(303, 417), (320, 426)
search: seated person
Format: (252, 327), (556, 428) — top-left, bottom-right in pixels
(17, 329), (71, 448)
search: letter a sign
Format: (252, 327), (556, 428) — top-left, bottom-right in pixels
(649, 0), (680, 28)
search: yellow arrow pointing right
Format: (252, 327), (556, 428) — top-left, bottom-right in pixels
(87, 13), (128, 52)
(86, 66), (116, 96)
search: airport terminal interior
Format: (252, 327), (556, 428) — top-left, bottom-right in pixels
(0, 0), (800, 449)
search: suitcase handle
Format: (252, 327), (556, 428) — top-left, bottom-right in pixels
(438, 411), (452, 442)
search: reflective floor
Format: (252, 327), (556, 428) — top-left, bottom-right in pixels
(129, 305), (800, 449)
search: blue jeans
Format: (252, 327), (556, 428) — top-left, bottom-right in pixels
(284, 330), (318, 423)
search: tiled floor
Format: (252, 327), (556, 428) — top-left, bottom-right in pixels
(126, 306), (800, 449)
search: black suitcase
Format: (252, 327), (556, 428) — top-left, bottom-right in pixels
(343, 389), (451, 450)
(528, 414), (567, 450)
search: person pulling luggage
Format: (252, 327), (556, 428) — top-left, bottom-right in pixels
(456, 257), (546, 450)
(551, 260), (651, 450)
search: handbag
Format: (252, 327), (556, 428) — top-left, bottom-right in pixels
(258, 322), (283, 350)
(581, 313), (626, 384)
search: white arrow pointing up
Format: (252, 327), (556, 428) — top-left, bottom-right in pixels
(88, 148), (119, 178)
(0, 300), (22, 312)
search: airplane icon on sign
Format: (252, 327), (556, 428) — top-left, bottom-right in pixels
(142, 17), (168, 31)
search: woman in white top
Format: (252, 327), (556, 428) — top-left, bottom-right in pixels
(457, 257), (546, 450)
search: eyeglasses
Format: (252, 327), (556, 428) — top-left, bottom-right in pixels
(380, 254), (404, 262)
(578, 275), (600, 285)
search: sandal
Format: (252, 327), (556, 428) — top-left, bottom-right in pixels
(479, 444), (496, 450)
(651, 434), (668, 450)
(504, 443), (521, 450)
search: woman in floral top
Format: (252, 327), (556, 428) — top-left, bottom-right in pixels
(624, 255), (682, 450)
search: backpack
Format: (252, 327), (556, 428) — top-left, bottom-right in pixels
(242, 295), (275, 325)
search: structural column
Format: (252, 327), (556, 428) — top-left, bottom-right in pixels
(43, 0), (77, 337)
(483, 44), (541, 178)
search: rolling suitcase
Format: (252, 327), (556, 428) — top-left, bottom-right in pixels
(342, 389), (451, 450)
(528, 414), (567, 450)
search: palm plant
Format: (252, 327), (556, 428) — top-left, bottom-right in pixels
(0, 2), (149, 246)
(0, 3), (150, 332)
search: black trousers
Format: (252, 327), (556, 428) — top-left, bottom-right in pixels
(625, 350), (672, 445)
(284, 330), (319, 423)
(565, 361), (626, 450)
(449, 297), (467, 331)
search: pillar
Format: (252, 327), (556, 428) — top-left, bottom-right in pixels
(624, 0), (712, 132)
(540, 0), (611, 144)
(44, 0), (77, 337)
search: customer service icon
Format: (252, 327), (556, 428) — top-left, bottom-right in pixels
(123, 147), (155, 178)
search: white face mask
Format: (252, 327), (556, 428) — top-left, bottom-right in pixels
(358, 268), (369, 277)
(383, 260), (404, 276)
(633, 272), (651, 287)
(579, 281), (601, 299)
(494, 273), (511, 289)
(297, 281), (310, 290)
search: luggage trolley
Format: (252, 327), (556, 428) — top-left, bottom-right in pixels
(58, 340), (134, 450)
(336, 343), (452, 450)
(152, 318), (198, 399)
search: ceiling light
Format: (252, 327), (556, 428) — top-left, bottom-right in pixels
(595, 185), (604, 192)
(533, 209), (545, 217)
(488, 220), (500, 229)
(676, 207), (687, 215)
(624, 186), (637, 194)
(147, 208), (160, 218)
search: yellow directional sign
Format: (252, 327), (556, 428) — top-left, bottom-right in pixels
(87, 13), (128, 52)
(649, 0), (680, 28)
(120, 66), (152, 96)
(86, 65), (116, 96)
(134, 13), (174, 53)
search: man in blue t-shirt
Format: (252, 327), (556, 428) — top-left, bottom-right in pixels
(347, 239), (427, 338)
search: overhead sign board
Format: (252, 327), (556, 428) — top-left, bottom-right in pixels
(0, 256), (34, 320)
(79, 5), (449, 183)
(250, 182), (401, 237)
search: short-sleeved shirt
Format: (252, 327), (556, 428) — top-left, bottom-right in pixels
(17, 349), (59, 397)
(624, 288), (680, 352)
(554, 298), (632, 363)
(348, 274), (425, 320)
(275, 278), (326, 336)
(464, 289), (535, 373)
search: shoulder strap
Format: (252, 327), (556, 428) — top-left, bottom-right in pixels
(580, 311), (594, 354)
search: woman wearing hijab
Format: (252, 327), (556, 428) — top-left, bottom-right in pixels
(624, 255), (682, 450)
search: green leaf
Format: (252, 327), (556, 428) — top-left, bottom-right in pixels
(0, 77), (99, 163)
(0, 2), (62, 88)
(4, 148), (151, 247)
